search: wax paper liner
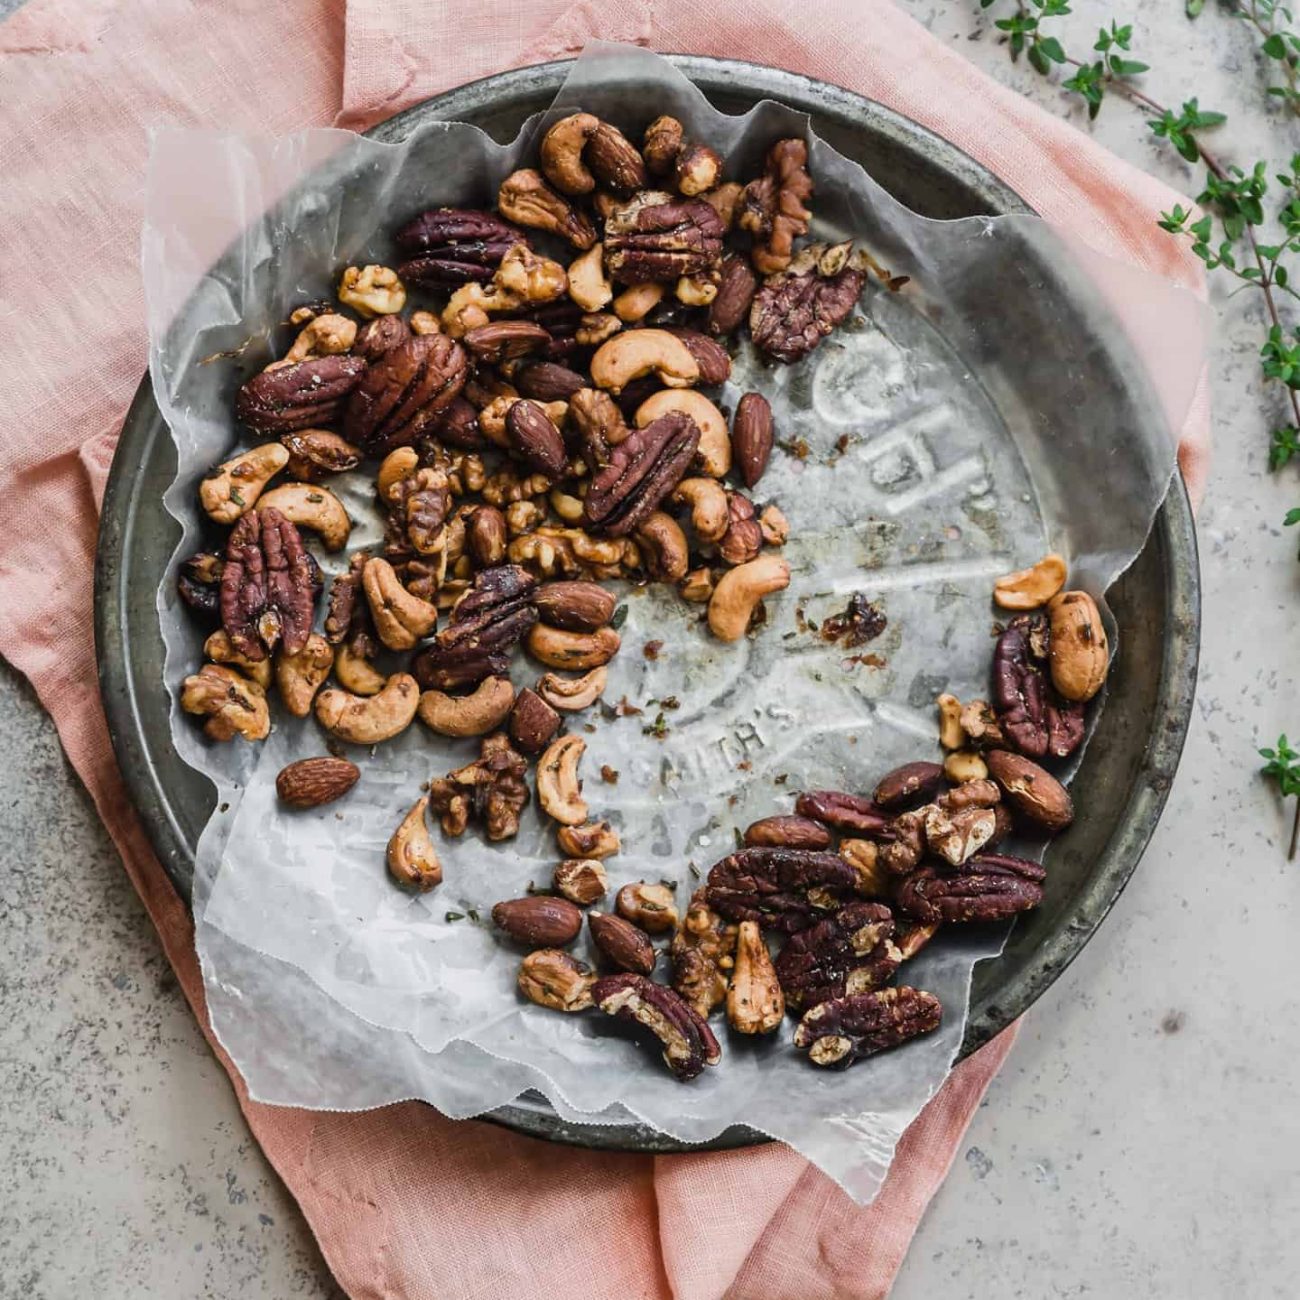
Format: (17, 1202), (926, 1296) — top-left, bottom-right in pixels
(143, 43), (1206, 1203)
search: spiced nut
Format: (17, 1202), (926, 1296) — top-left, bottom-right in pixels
(387, 796), (443, 891)
(589, 328), (699, 393)
(635, 389), (730, 478)
(256, 482), (351, 552)
(199, 443), (288, 524)
(707, 554), (790, 642)
(275, 756), (359, 809)
(181, 664), (270, 742)
(203, 629), (272, 690)
(536, 733), (588, 825)
(363, 557), (439, 651)
(994, 552), (1068, 610)
(726, 920), (784, 1034)
(635, 510), (689, 582)
(518, 949), (596, 1012)
(1047, 590), (1109, 702)
(553, 858), (609, 906)
(314, 673), (420, 744)
(567, 242), (614, 311)
(417, 675), (515, 737)
(275, 633), (334, 718)
(937, 692), (966, 750)
(588, 910), (656, 975)
(557, 820), (620, 859)
(493, 896), (583, 947)
(615, 881), (679, 934)
(536, 666), (608, 712)
(509, 687), (562, 753)
(985, 749), (1075, 833)
(527, 623), (621, 670)
(334, 641), (386, 696)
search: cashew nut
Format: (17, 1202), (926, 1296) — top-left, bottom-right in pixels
(387, 796), (442, 892)
(591, 329), (700, 393)
(377, 446), (419, 502)
(203, 629), (272, 690)
(758, 504), (789, 546)
(363, 558), (439, 651)
(936, 693), (966, 750)
(1047, 590), (1109, 702)
(567, 243), (613, 311)
(557, 820), (620, 859)
(282, 313), (357, 364)
(418, 675), (516, 737)
(257, 482), (351, 552)
(635, 511), (689, 582)
(275, 633), (334, 718)
(181, 664), (270, 742)
(612, 282), (666, 323)
(678, 567), (715, 603)
(527, 623), (621, 670)
(536, 666), (608, 712)
(540, 112), (601, 194)
(536, 734), (588, 826)
(707, 554), (791, 642)
(944, 750), (989, 784)
(635, 390), (730, 476)
(334, 641), (386, 696)
(549, 488), (586, 523)
(314, 673), (420, 744)
(671, 477), (729, 543)
(338, 264), (406, 318)
(199, 443), (288, 524)
(993, 552), (1067, 610)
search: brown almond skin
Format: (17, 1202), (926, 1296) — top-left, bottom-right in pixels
(873, 761), (946, 811)
(492, 896), (583, 948)
(467, 505), (507, 568)
(510, 687), (561, 754)
(535, 580), (617, 631)
(588, 910), (656, 975)
(507, 399), (567, 479)
(743, 815), (831, 849)
(275, 757), (360, 809)
(731, 392), (774, 489)
(985, 750), (1074, 833)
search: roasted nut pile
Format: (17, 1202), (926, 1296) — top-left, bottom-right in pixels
(174, 111), (1109, 1083)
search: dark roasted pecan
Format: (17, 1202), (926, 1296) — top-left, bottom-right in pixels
(895, 852), (1047, 924)
(506, 399), (567, 478)
(750, 244), (865, 364)
(424, 395), (485, 451)
(534, 580), (616, 631)
(324, 551), (367, 645)
(280, 428), (362, 480)
(1046, 697), (1086, 760)
(604, 192), (724, 284)
(516, 361), (588, 403)
(793, 986), (942, 1068)
(704, 847), (864, 933)
(743, 815), (831, 850)
(731, 392), (773, 488)
(707, 253), (759, 336)
(775, 901), (902, 1011)
(509, 686), (560, 753)
(235, 355), (366, 435)
(395, 208), (525, 286)
(344, 333), (469, 455)
(874, 761), (946, 811)
(177, 551), (224, 619)
(582, 412), (700, 537)
(795, 790), (892, 838)
(569, 387), (629, 470)
(429, 731), (530, 840)
(591, 973), (722, 1081)
(463, 320), (552, 364)
(413, 564), (538, 690)
(493, 895), (583, 947)
(880, 807), (927, 875)
(985, 750), (1074, 833)
(669, 889), (736, 1016)
(662, 328), (731, 385)
(992, 617), (1049, 759)
(353, 314), (410, 362)
(220, 507), (316, 661)
(738, 138), (814, 275)
(589, 910), (657, 976)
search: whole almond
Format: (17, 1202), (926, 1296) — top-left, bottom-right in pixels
(707, 253), (759, 337)
(535, 580), (617, 631)
(731, 392), (773, 488)
(985, 749), (1074, 833)
(467, 505), (507, 568)
(275, 757), (360, 809)
(873, 761), (946, 810)
(588, 910), (656, 975)
(492, 896), (584, 948)
(506, 399), (567, 478)
(516, 361), (588, 403)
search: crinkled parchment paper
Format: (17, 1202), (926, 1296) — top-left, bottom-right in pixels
(143, 43), (1204, 1202)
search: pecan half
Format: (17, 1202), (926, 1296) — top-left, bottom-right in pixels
(235, 355), (366, 435)
(429, 731), (530, 840)
(704, 847), (865, 933)
(604, 192), (724, 284)
(895, 853), (1047, 924)
(793, 986), (942, 1068)
(395, 208), (526, 286)
(738, 138), (814, 275)
(749, 243), (865, 364)
(775, 901), (901, 1011)
(582, 412), (700, 537)
(413, 564), (538, 690)
(591, 973), (722, 1081)
(220, 507), (316, 661)
(343, 333), (469, 455)
(794, 790), (892, 838)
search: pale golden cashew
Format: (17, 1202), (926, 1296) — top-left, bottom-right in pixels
(635, 511), (689, 582)
(591, 329), (699, 394)
(1047, 590), (1109, 702)
(282, 313), (357, 364)
(338, 265), (406, 318)
(675, 273), (718, 307)
(758, 504), (789, 546)
(671, 477), (729, 543)
(612, 281), (666, 323)
(678, 567), (715, 604)
(540, 112), (601, 194)
(203, 629), (272, 690)
(257, 482), (351, 552)
(494, 243), (568, 305)
(199, 443), (288, 524)
(376, 446), (419, 502)
(536, 733), (588, 826)
(567, 243), (613, 311)
(536, 666), (607, 712)
(409, 310), (442, 336)
(557, 820), (620, 859)
(944, 750), (989, 784)
(363, 557), (439, 651)
(636, 389), (729, 477)
(387, 796), (443, 892)
(575, 313), (621, 347)
(527, 623), (621, 670)
(417, 675), (516, 737)
(275, 633), (334, 718)
(936, 693), (967, 750)
(707, 554), (791, 642)
(181, 664), (270, 742)
(314, 672), (420, 744)
(993, 552), (1067, 610)
(497, 169), (598, 249)
(334, 641), (386, 696)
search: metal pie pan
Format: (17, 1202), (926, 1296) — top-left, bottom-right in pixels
(94, 56), (1200, 1153)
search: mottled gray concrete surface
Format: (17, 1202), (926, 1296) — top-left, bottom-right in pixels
(2, 1), (1299, 1297)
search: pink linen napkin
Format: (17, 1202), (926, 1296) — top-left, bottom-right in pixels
(0, 1), (1207, 1296)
